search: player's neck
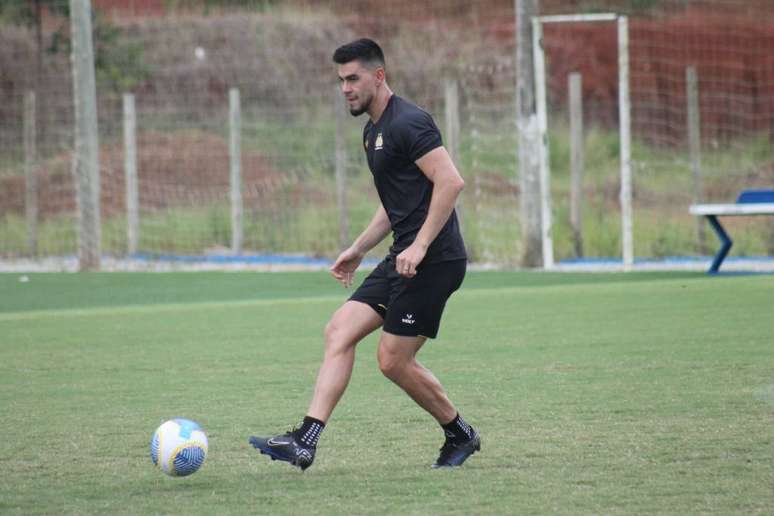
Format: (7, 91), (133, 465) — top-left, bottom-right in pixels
(368, 86), (393, 123)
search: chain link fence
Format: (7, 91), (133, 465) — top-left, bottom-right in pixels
(1, 0), (773, 269)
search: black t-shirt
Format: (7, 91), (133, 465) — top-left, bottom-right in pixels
(363, 95), (467, 264)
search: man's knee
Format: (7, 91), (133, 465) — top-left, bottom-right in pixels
(377, 341), (412, 381)
(323, 317), (351, 354)
(377, 345), (400, 380)
(323, 302), (381, 355)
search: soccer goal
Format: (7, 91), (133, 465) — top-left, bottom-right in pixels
(532, 13), (633, 270)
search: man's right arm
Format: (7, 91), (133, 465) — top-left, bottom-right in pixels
(351, 204), (392, 256)
(330, 205), (391, 287)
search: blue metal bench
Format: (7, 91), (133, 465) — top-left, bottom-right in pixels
(689, 189), (774, 273)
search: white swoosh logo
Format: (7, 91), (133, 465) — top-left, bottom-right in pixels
(267, 437), (292, 446)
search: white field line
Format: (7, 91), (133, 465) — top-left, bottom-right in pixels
(0, 283), (594, 322)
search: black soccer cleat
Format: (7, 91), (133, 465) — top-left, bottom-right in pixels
(432, 431), (481, 468)
(249, 431), (315, 471)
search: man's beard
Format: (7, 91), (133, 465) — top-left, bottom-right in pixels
(349, 94), (372, 116)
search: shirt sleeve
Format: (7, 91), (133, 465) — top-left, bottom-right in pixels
(394, 109), (443, 162)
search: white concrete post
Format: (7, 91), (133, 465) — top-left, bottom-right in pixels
(569, 72), (584, 258)
(686, 66), (706, 254)
(618, 15), (634, 270)
(70, 0), (101, 271)
(515, 0), (543, 268)
(444, 78), (463, 229)
(123, 93), (139, 255)
(229, 88), (243, 255)
(334, 85), (349, 250)
(24, 91), (38, 257)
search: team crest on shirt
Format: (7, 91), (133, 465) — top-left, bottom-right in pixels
(375, 132), (383, 151)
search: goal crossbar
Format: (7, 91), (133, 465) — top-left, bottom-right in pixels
(536, 13), (617, 24)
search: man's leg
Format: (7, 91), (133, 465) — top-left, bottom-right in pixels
(307, 300), (384, 422)
(376, 332), (456, 423)
(249, 300), (382, 470)
(377, 331), (480, 467)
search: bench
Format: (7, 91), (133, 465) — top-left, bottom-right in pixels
(689, 189), (774, 273)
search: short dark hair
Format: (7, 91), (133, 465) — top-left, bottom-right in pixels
(332, 38), (385, 68)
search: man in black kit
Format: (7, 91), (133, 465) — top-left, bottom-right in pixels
(250, 38), (479, 471)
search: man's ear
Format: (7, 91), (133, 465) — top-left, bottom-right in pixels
(375, 67), (386, 86)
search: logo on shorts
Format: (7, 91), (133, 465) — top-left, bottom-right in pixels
(402, 313), (415, 325)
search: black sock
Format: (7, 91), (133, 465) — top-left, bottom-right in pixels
(295, 416), (325, 448)
(441, 413), (475, 444)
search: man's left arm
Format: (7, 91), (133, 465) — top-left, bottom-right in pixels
(395, 146), (465, 278)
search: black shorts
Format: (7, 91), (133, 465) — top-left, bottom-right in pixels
(349, 257), (466, 339)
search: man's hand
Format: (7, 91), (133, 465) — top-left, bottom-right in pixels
(330, 247), (364, 288)
(395, 241), (428, 278)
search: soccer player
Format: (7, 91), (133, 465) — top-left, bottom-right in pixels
(250, 38), (479, 470)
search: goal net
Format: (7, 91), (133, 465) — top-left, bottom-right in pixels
(0, 0), (772, 269)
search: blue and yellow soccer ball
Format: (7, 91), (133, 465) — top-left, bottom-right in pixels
(151, 419), (208, 477)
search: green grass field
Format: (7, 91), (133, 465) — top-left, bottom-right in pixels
(1, 271), (773, 514)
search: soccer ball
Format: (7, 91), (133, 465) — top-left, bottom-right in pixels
(150, 418), (208, 477)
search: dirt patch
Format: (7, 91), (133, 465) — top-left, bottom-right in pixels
(0, 130), (286, 220)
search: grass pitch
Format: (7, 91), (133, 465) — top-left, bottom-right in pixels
(1, 271), (773, 515)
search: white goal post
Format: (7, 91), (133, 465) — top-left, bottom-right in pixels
(531, 13), (633, 270)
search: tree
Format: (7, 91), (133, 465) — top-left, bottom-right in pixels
(1, 0), (148, 93)
(1, 1), (68, 84)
